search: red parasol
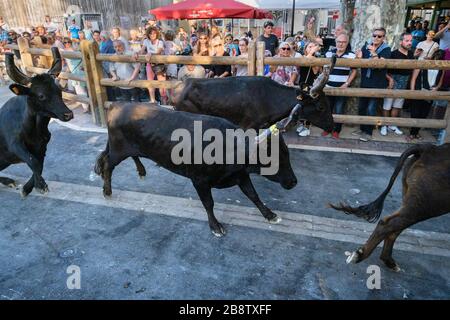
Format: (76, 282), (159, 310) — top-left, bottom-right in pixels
(149, 0), (273, 20)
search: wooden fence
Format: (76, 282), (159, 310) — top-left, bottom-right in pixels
(3, 39), (450, 143)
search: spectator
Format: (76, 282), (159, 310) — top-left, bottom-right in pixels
(233, 38), (249, 77)
(257, 21), (279, 57)
(83, 21), (94, 41)
(137, 26), (166, 104)
(194, 32), (211, 72)
(415, 30), (439, 60)
(92, 30), (101, 45)
(380, 32), (414, 137)
(175, 27), (192, 55)
(62, 37), (90, 113)
(354, 27), (391, 142)
(411, 22), (426, 50)
(99, 31), (116, 102)
(224, 34), (234, 55)
(263, 50), (272, 76)
(194, 32), (211, 56)
(0, 17), (9, 31)
(0, 24), (8, 49)
(78, 30), (86, 41)
(296, 41), (321, 137)
(7, 30), (18, 45)
(423, 20), (430, 35)
(208, 36), (231, 78)
(44, 15), (58, 34)
(68, 19), (81, 40)
(36, 25), (46, 37)
(322, 34), (357, 139)
(163, 30), (180, 81)
(21, 31), (31, 42)
(408, 49), (445, 141)
(210, 25), (220, 39)
(110, 40), (141, 102)
(406, 20), (416, 33)
(146, 13), (161, 31)
(435, 20), (450, 50)
(129, 29), (142, 54)
(178, 60), (206, 81)
(269, 41), (298, 86)
(111, 27), (129, 51)
(53, 31), (65, 50)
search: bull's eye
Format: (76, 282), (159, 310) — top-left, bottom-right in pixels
(317, 105), (325, 112)
(37, 94), (46, 101)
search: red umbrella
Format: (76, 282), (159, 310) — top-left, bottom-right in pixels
(149, 0), (273, 20)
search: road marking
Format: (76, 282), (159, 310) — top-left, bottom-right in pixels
(2, 175), (449, 258)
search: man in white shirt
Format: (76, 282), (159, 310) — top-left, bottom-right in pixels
(110, 40), (141, 102)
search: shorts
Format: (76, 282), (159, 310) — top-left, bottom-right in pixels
(383, 74), (409, 110)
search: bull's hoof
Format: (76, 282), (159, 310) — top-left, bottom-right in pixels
(345, 248), (363, 264)
(268, 215), (282, 224)
(103, 192), (112, 200)
(382, 258), (402, 272)
(139, 174), (146, 180)
(7, 182), (17, 189)
(21, 189), (30, 199)
(36, 186), (49, 195)
(211, 224), (226, 238)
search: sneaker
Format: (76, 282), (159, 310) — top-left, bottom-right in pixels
(321, 131), (331, 137)
(388, 125), (403, 135)
(296, 125), (305, 133)
(359, 133), (372, 142)
(380, 126), (388, 136)
(332, 131), (340, 139)
(299, 128), (311, 137)
(351, 129), (363, 136)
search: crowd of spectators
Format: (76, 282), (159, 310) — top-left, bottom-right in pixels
(0, 14), (448, 142)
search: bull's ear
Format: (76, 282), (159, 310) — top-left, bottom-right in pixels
(9, 84), (31, 96)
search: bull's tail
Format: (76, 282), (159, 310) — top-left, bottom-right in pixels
(329, 145), (426, 223)
(94, 142), (109, 179)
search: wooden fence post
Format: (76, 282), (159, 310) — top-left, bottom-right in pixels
(443, 107), (450, 144)
(80, 40), (107, 127)
(247, 41), (256, 76)
(17, 37), (34, 74)
(256, 41), (265, 76)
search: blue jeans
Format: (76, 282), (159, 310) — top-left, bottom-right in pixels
(328, 96), (347, 133)
(358, 97), (380, 135)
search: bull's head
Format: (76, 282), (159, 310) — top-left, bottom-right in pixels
(294, 54), (337, 132)
(5, 47), (74, 122)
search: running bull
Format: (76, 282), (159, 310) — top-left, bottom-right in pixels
(330, 144), (450, 271)
(95, 103), (297, 237)
(0, 48), (73, 196)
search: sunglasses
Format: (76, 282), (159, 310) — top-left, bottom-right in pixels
(63, 42), (71, 44)
(281, 47), (291, 51)
(372, 34), (385, 38)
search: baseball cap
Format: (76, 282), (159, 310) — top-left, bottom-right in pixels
(263, 21), (274, 28)
(147, 13), (157, 21)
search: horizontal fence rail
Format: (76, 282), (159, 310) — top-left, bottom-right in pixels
(1, 40), (450, 142)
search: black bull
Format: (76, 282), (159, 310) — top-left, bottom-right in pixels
(0, 48), (73, 197)
(130, 55), (337, 179)
(95, 103), (297, 237)
(330, 144), (450, 271)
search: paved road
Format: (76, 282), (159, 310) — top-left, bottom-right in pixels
(0, 121), (449, 300)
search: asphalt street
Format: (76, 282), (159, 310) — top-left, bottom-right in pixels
(0, 120), (449, 300)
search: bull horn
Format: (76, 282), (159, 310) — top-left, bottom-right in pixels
(47, 47), (63, 76)
(5, 53), (32, 85)
(255, 104), (303, 144)
(309, 54), (337, 98)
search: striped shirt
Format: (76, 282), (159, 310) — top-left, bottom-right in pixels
(325, 49), (356, 87)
